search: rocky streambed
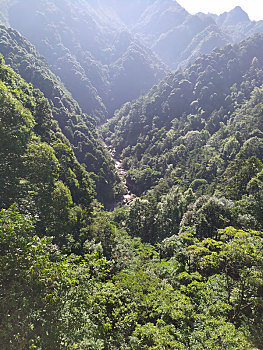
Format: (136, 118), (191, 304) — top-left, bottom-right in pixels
(107, 146), (136, 206)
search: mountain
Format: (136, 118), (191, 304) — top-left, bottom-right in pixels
(1, 53), (262, 348)
(212, 6), (250, 26)
(1, 0), (263, 118)
(1, 1), (263, 349)
(87, 0), (263, 71)
(103, 34), (263, 240)
(205, 6), (263, 44)
(0, 0), (262, 125)
(128, 1), (263, 69)
(1, 0), (167, 118)
(0, 25), (121, 206)
(0, 54), (97, 250)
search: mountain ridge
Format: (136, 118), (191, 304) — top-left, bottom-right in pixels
(1, 1), (263, 348)
(1, 0), (263, 119)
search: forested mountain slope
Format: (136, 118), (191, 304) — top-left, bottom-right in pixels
(1, 0), (263, 120)
(1, 3), (263, 348)
(1, 55), (263, 349)
(103, 34), (263, 241)
(1, 0), (167, 117)
(0, 55), (97, 251)
(130, 2), (263, 69)
(80, 0), (263, 71)
(0, 25), (120, 206)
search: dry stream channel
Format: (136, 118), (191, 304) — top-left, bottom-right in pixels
(107, 145), (136, 208)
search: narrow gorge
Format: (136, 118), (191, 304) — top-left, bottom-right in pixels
(107, 144), (136, 209)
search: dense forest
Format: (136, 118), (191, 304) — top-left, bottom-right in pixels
(1, 0), (263, 117)
(3, 0), (167, 117)
(1, 0), (263, 349)
(0, 25), (121, 207)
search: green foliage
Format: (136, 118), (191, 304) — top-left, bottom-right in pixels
(0, 56), (95, 252)
(1, 2), (167, 117)
(0, 26), (119, 206)
(223, 156), (263, 200)
(1, 4), (263, 349)
(0, 78), (35, 207)
(104, 34), (263, 240)
(0, 206), (109, 349)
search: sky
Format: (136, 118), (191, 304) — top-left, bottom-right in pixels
(177, 0), (263, 21)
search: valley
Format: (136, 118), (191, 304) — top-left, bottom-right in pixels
(0, 1), (263, 349)
(106, 143), (136, 208)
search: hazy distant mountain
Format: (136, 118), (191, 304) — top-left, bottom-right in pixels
(2, 0), (167, 119)
(127, 1), (263, 69)
(1, 0), (263, 116)
(207, 6), (250, 26)
(88, 0), (263, 71)
(205, 6), (263, 44)
(104, 33), (263, 199)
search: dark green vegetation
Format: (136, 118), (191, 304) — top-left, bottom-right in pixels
(2, 207), (263, 349)
(0, 25), (120, 206)
(0, 37), (263, 349)
(1, 0), (263, 118)
(2, 0), (167, 117)
(0, 1), (263, 349)
(0, 55), (96, 250)
(104, 34), (263, 243)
